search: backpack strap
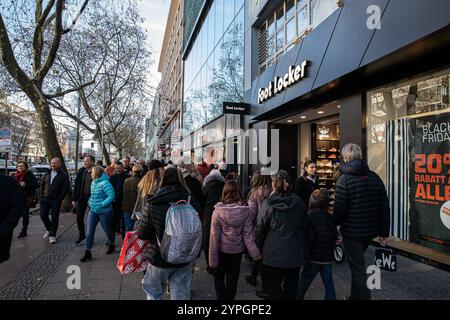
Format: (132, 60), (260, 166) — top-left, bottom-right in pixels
(176, 195), (191, 205)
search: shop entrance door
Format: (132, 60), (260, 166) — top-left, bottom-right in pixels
(270, 123), (299, 182)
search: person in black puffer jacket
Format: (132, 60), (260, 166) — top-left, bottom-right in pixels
(201, 169), (225, 270)
(256, 170), (309, 300)
(137, 167), (201, 300)
(332, 143), (390, 301)
(297, 189), (337, 300)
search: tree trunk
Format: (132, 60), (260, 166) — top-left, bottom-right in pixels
(102, 144), (111, 166)
(32, 97), (67, 173)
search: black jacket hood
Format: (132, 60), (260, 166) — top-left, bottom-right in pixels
(268, 193), (302, 211)
(147, 185), (189, 205)
(340, 160), (370, 176)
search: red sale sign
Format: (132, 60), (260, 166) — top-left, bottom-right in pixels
(409, 114), (450, 254)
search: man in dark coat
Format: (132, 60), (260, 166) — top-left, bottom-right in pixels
(39, 158), (69, 244)
(72, 155), (95, 245)
(332, 143), (390, 300)
(0, 173), (23, 263)
(110, 161), (128, 240)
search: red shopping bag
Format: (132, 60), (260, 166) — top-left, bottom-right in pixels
(117, 231), (149, 274)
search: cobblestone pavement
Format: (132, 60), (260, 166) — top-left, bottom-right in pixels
(1, 212), (450, 300)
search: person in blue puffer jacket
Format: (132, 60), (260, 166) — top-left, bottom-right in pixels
(81, 166), (116, 262)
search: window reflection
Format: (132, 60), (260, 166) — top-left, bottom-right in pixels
(367, 69), (450, 181)
(184, 0), (245, 134)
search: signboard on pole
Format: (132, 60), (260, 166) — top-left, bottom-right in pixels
(0, 127), (12, 152)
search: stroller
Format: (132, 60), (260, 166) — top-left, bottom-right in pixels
(334, 226), (345, 264)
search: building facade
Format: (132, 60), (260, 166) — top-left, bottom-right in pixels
(155, 0), (185, 162)
(0, 103), (46, 163)
(181, 0), (245, 172)
(243, 0), (450, 267)
(162, 0), (450, 267)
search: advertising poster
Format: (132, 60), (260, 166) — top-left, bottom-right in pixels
(409, 113), (450, 254)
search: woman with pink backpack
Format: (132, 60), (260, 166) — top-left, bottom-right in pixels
(209, 180), (261, 300)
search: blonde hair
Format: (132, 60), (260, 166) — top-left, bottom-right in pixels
(138, 168), (162, 199)
(132, 164), (143, 177)
(92, 166), (104, 180)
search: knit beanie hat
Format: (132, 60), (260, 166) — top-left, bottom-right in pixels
(309, 188), (329, 209)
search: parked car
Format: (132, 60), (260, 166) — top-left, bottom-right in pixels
(32, 165), (50, 184)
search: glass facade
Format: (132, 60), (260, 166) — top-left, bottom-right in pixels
(367, 68), (450, 254)
(183, 0), (245, 134)
(258, 0), (338, 73)
(367, 69), (450, 180)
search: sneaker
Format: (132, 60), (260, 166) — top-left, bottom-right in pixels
(43, 231), (50, 239)
(18, 230), (27, 238)
(245, 275), (257, 287)
(49, 237), (57, 244)
(255, 290), (270, 300)
(75, 237), (86, 246)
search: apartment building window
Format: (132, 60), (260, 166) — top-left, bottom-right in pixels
(258, 0), (338, 74)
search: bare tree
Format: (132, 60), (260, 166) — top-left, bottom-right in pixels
(46, 1), (152, 164)
(0, 0), (94, 171)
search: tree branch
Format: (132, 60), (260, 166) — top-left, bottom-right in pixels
(0, 13), (32, 94)
(34, 0), (64, 82)
(45, 79), (95, 99)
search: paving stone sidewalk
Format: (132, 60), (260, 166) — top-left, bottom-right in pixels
(1, 212), (450, 300)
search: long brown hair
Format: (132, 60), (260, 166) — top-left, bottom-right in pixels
(139, 168), (162, 199)
(221, 180), (244, 204)
(272, 170), (292, 196)
(160, 167), (191, 194)
(250, 170), (272, 191)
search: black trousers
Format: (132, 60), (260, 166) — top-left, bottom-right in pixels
(76, 200), (89, 239)
(213, 252), (243, 300)
(111, 201), (123, 238)
(262, 264), (300, 300)
(40, 198), (62, 237)
(204, 248), (210, 268)
(342, 238), (371, 300)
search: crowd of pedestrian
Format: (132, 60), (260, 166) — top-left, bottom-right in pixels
(0, 143), (390, 301)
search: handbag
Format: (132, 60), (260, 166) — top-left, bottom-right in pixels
(117, 230), (149, 274)
(374, 246), (397, 272)
(25, 195), (38, 208)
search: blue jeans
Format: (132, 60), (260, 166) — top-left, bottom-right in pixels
(123, 212), (135, 233)
(86, 210), (114, 250)
(142, 263), (193, 300)
(297, 263), (336, 300)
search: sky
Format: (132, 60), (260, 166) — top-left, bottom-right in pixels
(137, 0), (171, 90)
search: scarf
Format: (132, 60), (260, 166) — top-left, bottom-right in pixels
(15, 170), (27, 184)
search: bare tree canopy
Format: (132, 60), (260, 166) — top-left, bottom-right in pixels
(0, 0), (151, 169)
